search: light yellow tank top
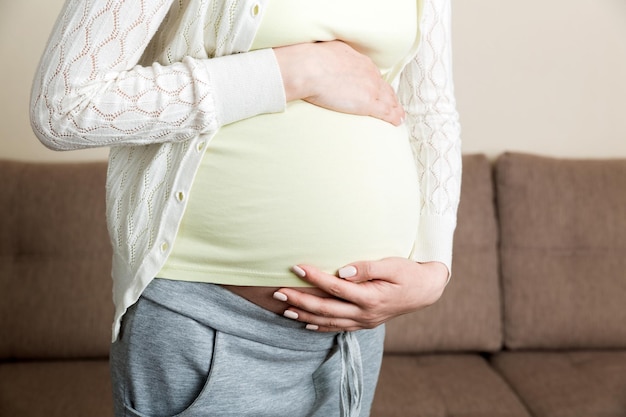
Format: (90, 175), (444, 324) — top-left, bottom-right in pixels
(159, 0), (422, 286)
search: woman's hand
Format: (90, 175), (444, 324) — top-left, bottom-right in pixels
(273, 258), (449, 332)
(273, 41), (405, 126)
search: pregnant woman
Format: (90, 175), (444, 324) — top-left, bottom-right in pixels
(30, 0), (461, 415)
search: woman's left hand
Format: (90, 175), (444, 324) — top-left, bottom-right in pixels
(274, 258), (449, 332)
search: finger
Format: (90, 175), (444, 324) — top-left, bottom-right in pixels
(278, 290), (367, 332)
(292, 264), (371, 304)
(372, 82), (404, 126)
(368, 97), (401, 126)
(285, 307), (364, 332)
(278, 286), (362, 320)
(307, 322), (368, 333)
(282, 295), (384, 332)
(280, 294), (371, 332)
(369, 103), (401, 126)
(337, 258), (405, 283)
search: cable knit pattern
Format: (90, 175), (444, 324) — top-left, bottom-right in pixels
(30, 0), (461, 341)
(401, 0), (461, 215)
(399, 0), (461, 266)
(30, 0), (218, 149)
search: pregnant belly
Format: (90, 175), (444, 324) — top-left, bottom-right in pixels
(164, 101), (420, 285)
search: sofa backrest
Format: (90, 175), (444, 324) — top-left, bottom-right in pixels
(2, 156), (503, 358)
(384, 154), (503, 353)
(496, 153), (626, 349)
(13, 153), (618, 357)
(0, 160), (112, 360)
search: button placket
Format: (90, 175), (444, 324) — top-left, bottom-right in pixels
(164, 186), (187, 257)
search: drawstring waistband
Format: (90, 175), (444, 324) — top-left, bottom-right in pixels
(338, 331), (363, 417)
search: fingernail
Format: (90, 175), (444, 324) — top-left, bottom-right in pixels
(338, 265), (357, 279)
(306, 324), (319, 331)
(291, 265), (306, 278)
(273, 291), (288, 302)
(283, 310), (299, 320)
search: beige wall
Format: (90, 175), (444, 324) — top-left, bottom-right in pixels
(453, 0), (626, 159)
(2, 0), (626, 162)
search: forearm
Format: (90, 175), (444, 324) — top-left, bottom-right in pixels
(30, 0), (285, 151)
(400, 0), (462, 271)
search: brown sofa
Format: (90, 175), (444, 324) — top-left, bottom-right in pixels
(1, 152), (625, 417)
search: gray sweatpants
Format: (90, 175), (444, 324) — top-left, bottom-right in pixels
(110, 278), (385, 417)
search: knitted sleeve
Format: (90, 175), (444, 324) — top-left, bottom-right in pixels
(399, 0), (462, 272)
(29, 0), (285, 151)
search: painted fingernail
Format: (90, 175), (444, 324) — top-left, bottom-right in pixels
(338, 265), (357, 279)
(283, 310), (299, 320)
(273, 291), (288, 302)
(291, 265), (306, 278)
(306, 324), (319, 331)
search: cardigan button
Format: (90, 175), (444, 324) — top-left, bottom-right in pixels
(251, 3), (260, 17)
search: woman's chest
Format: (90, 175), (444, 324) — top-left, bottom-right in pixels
(252, 0), (418, 71)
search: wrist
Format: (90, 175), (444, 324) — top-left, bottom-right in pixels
(273, 43), (315, 102)
(416, 261), (450, 301)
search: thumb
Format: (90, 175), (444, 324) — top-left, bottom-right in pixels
(336, 258), (402, 283)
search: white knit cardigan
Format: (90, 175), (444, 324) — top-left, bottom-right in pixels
(30, 0), (462, 341)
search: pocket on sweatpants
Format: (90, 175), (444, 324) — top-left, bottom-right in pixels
(114, 296), (217, 417)
(179, 331), (329, 417)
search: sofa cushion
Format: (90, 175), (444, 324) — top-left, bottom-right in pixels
(491, 351), (626, 417)
(384, 154), (502, 353)
(0, 161), (113, 359)
(496, 153), (626, 349)
(372, 354), (531, 417)
(0, 360), (113, 417)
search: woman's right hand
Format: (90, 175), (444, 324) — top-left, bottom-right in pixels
(274, 41), (405, 126)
